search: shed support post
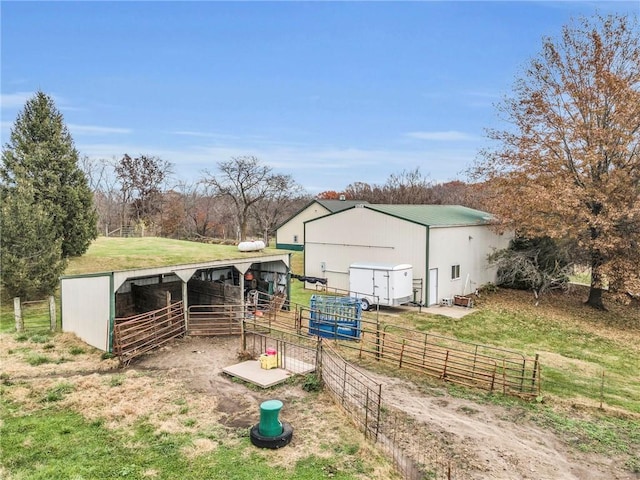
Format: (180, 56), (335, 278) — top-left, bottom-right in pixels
(182, 281), (189, 334)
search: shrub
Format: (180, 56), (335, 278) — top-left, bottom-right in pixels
(301, 373), (322, 392)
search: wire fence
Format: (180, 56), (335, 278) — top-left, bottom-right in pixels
(319, 338), (456, 479)
(245, 295), (540, 398)
(243, 322), (455, 480)
(12, 297), (57, 332)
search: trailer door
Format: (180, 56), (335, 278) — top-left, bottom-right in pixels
(373, 269), (390, 305)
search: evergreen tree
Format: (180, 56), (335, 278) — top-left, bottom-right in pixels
(0, 180), (67, 299)
(1, 91), (97, 258)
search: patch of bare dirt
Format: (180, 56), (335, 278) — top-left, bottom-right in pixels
(366, 369), (637, 480)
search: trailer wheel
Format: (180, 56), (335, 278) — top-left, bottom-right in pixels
(360, 298), (371, 311)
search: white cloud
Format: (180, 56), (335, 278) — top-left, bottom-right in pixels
(405, 130), (479, 141)
(77, 139), (477, 194)
(1, 91), (85, 113)
(0, 91), (34, 109)
(171, 130), (217, 138)
(68, 124), (132, 135)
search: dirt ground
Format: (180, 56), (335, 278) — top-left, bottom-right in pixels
(371, 370), (636, 480)
(2, 333), (637, 479)
(126, 336), (638, 480)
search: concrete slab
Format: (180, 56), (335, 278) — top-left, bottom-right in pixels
(223, 357), (315, 388)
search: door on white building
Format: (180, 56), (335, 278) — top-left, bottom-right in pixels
(428, 268), (438, 306)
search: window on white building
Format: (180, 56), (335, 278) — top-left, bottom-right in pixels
(451, 264), (460, 280)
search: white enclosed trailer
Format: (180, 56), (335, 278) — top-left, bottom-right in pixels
(349, 263), (413, 310)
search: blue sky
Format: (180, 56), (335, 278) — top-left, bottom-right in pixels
(2, 1), (638, 194)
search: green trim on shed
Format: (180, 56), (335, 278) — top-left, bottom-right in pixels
(108, 274), (115, 352)
(425, 225), (430, 306)
(276, 242), (304, 251)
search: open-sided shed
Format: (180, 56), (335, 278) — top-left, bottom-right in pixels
(61, 252), (291, 352)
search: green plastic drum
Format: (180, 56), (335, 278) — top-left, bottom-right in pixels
(258, 400), (283, 437)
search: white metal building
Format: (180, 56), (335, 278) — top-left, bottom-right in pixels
(303, 204), (512, 306)
(61, 253), (291, 351)
(276, 198), (369, 251)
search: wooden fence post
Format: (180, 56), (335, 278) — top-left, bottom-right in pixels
(442, 350), (449, 379)
(531, 353), (540, 394)
(14, 297), (23, 332)
(374, 384), (382, 442)
(49, 296), (57, 331)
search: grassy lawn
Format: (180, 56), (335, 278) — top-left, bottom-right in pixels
(397, 287), (639, 413)
(65, 236), (287, 275)
(0, 403), (374, 480)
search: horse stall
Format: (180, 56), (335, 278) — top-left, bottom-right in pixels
(60, 253), (292, 359)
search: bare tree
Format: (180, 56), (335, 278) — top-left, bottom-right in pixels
(168, 180), (232, 239)
(381, 167), (434, 204)
(204, 156), (305, 241)
(343, 181), (382, 203)
(114, 154), (173, 229)
(251, 178), (309, 244)
(489, 237), (573, 305)
(80, 156), (121, 235)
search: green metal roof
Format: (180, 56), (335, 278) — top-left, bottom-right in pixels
(363, 204), (494, 227)
(275, 199), (369, 230)
(316, 199), (369, 212)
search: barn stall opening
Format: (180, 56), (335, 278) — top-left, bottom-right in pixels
(60, 253), (292, 360)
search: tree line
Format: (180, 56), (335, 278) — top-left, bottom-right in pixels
(83, 155), (485, 242)
(1, 13), (638, 310)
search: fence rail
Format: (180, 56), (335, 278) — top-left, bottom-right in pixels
(357, 328), (540, 397)
(113, 302), (185, 364)
(243, 295), (540, 398)
(187, 304), (243, 336)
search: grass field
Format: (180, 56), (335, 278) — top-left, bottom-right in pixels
(2, 237), (639, 477)
(64, 236), (285, 275)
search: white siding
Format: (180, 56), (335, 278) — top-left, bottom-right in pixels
(276, 203), (330, 248)
(305, 208), (428, 298)
(61, 275), (111, 351)
(428, 225), (511, 304)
